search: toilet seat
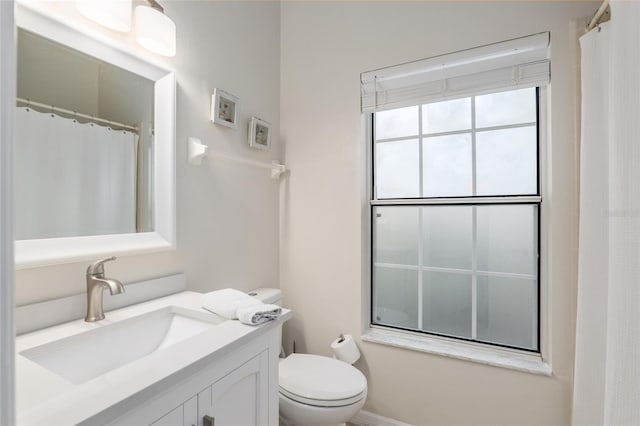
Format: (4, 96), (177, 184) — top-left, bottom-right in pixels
(279, 354), (367, 408)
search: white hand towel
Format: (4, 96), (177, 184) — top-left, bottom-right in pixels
(236, 304), (282, 326)
(202, 288), (261, 319)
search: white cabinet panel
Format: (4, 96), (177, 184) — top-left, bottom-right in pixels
(184, 396), (197, 426)
(197, 386), (212, 426)
(150, 405), (183, 426)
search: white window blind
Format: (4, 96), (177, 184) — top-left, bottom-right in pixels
(361, 32), (550, 112)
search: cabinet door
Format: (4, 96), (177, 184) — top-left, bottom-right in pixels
(198, 351), (269, 426)
(183, 396), (198, 426)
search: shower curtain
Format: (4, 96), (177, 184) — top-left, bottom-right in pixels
(14, 107), (137, 240)
(573, 1), (640, 425)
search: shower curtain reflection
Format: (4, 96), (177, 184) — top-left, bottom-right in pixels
(14, 107), (137, 240)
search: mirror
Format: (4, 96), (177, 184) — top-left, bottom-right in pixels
(15, 3), (175, 268)
(16, 28), (155, 240)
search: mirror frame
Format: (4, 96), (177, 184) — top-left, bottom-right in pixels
(15, 1), (176, 269)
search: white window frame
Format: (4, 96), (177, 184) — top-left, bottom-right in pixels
(361, 88), (551, 376)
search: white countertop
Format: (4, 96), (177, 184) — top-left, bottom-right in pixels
(15, 291), (291, 426)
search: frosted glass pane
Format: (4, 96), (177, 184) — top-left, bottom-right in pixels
(422, 97), (471, 134)
(477, 276), (537, 350)
(373, 267), (419, 329)
(475, 88), (537, 128)
(376, 139), (420, 198)
(374, 207), (419, 265)
(422, 272), (472, 338)
(423, 134), (472, 197)
(422, 206), (472, 269)
(476, 126), (537, 196)
(476, 204), (537, 275)
(375, 106), (419, 139)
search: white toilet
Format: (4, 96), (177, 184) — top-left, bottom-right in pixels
(249, 288), (368, 426)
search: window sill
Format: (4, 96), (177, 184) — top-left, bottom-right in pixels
(361, 327), (552, 377)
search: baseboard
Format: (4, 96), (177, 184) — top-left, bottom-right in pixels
(351, 409), (413, 426)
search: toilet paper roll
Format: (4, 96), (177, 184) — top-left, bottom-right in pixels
(330, 334), (361, 364)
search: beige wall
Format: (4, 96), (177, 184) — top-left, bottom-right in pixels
(279, 2), (592, 425)
(15, 0), (281, 305)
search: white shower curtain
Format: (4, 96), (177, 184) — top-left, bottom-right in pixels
(573, 2), (640, 425)
(14, 107), (137, 240)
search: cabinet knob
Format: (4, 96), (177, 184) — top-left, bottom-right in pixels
(203, 415), (215, 426)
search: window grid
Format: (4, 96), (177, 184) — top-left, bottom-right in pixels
(375, 121), (537, 145)
(371, 89), (541, 352)
(372, 205), (538, 343)
(374, 261), (537, 280)
(470, 96), (478, 339)
(417, 105), (424, 329)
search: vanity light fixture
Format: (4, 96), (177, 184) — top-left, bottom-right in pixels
(134, 0), (177, 57)
(75, 0), (132, 32)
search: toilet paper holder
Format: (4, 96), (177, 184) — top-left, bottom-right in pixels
(331, 333), (361, 364)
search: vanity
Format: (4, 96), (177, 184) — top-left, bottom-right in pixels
(16, 284), (291, 426)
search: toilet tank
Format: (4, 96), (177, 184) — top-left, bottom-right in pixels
(247, 288), (281, 306)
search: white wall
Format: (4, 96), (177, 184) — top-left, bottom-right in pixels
(15, 0), (281, 305)
(279, 2), (593, 425)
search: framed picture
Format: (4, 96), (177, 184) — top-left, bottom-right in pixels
(248, 117), (272, 151)
(211, 88), (239, 128)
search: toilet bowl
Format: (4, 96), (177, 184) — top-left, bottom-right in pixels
(278, 353), (367, 426)
(248, 289), (368, 426)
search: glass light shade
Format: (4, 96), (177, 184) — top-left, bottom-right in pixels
(135, 6), (176, 57)
(76, 0), (132, 32)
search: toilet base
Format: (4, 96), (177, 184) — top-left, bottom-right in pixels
(279, 418), (345, 426)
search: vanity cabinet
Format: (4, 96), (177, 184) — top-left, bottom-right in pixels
(107, 326), (280, 426)
(197, 352), (268, 426)
(148, 352), (268, 426)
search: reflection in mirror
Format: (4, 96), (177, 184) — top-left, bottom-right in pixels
(15, 28), (155, 240)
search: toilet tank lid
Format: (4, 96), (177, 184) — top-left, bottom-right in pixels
(247, 287), (281, 305)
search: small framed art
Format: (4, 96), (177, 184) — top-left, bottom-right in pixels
(211, 88), (239, 128)
(248, 116), (272, 151)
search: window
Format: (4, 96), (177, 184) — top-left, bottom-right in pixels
(371, 87), (540, 352)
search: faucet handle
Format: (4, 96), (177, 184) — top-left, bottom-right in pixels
(87, 256), (116, 275)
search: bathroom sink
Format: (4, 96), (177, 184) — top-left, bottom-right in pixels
(20, 306), (223, 384)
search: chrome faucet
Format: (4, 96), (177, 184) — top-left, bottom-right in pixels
(85, 256), (125, 322)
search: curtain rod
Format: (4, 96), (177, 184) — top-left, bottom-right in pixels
(16, 97), (139, 133)
(587, 0), (610, 31)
